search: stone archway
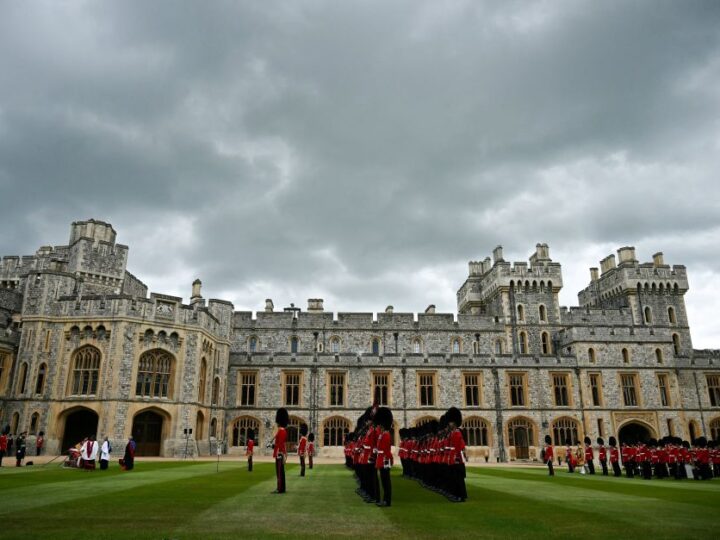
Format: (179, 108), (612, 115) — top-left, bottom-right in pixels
(132, 410), (167, 456)
(618, 421), (655, 445)
(61, 408), (99, 453)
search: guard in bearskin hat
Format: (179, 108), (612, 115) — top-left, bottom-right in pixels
(597, 437), (608, 476)
(298, 423), (308, 477)
(272, 408), (289, 493)
(609, 436), (621, 477)
(544, 435), (554, 476)
(583, 436), (595, 475)
(446, 407), (467, 502)
(374, 407), (394, 507)
(246, 428), (255, 472)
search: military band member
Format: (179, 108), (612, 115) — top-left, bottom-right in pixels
(597, 437), (608, 476)
(584, 437), (595, 475)
(308, 433), (315, 470)
(272, 408), (289, 493)
(298, 423), (308, 477)
(374, 407), (394, 507)
(246, 428), (255, 472)
(544, 435), (554, 476)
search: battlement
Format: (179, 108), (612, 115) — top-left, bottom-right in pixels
(69, 219), (117, 246)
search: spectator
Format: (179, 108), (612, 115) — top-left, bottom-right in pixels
(100, 436), (111, 470)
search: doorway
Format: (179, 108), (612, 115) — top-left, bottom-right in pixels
(618, 422), (652, 445)
(61, 409), (99, 453)
(132, 410), (164, 456)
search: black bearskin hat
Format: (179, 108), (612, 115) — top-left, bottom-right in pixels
(374, 407), (393, 431)
(446, 407), (462, 427)
(308, 432), (315, 442)
(300, 423), (308, 436)
(275, 407), (289, 428)
(696, 436), (708, 448)
(682, 440), (690, 449)
(439, 414), (448, 429)
(609, 436), (617, 447)
(584, 436), (591, 445)
(247, 429), (255, 440)
(597, 437), (604, 445)
(545, 434), (552, 445)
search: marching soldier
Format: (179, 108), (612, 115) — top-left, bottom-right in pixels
(609, 436), (621, 477)
(597, 437), (608, 476)
(272, 408), (289, 494)
(584, 437), (595, 475)
(565, 440), (575, 473)
(246, 428), (255, 472)
(374, 407), (394, 507)
(621, 441), (634, 478)
(544, 435), (555, 476)
(298, 423), (308, 477)
(446, 407), (467, 502)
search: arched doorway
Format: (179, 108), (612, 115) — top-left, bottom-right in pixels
(61, 408), (99, 453)
(132, 410), (165, 456)
(618, 421), (653, 445)
(508, 417), (534, 460)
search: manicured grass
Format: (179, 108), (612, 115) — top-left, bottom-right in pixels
(1, 461), (719, 539)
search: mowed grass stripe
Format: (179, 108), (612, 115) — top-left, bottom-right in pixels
(0, 461), (238, 517)
(183, 463), (399, 538)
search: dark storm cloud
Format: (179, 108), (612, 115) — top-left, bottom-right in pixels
(1, 1), (719, 346)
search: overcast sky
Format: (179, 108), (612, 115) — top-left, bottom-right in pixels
(1, 1), (719, 347)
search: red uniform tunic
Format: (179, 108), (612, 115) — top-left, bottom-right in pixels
(375, 431), (393, 469)
(246, 439), (254, 456)
(449, 429), (466, 464)
(273, 427), (287, 459)
(610, 447), (619, 463)
(584, 445), (594, 463)
(599, 445), (607, 461)
(544, 444), (554, 462)
(308, 442), (314, 457)
(298, 436), (307, 456)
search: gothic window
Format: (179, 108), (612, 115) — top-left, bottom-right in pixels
(541, 332), (552, 355)
(412, 338), (423, 354)
(658, 374), (670, 407)
(621, 373), (639, 406)
(672, 334), (680, 356)
(10, 412), (19, 434)
(552, 373), (570, 406)
(507, 417), (534, 447)
(248, 337), (257, 353)
(323, 416), (350, 446)
(462, 417), (490, 446)
(655, 348), (664, 364)
(69, 346), (100, 396)
(588, 348), (596, 363)
(231, 416), (260, 446)
(372, 372), (390, 406)
(17, 362), (28, 394)
(210, 418), (217, 438)
(198, 358), (207, 403)
(589, 373), (602, 406)
(622, 348), (630, 364)
(668, 306), (676, 324)
(239, 372), (257, 406)
(372, 338), (380, 355)
(29, 412), (39, 434)
(35, 363), (47, 395)
(519, 332), (528, 354)
(330, 337), (340, 353)
(290, 337), (299, 354)
(707, 374), (720, 407)
(135, 349), (174, 398)
(317, 342), (324, 353)
(328, 372), (346, 407)
(463, 373), (481, 407)
(495, 339), (503, 354)
(452, 338), (461, 354)
(212, 376), (220, 405)
(644, 306), (652, 324)
(472, 340), (480, 354)
(509, 373), (527, 406)
(539, 305), (547, 322)
(418, 372), (436, 406)
(517, 305), (525, 321)
(196, 411), (205, 439)
(710, 418), (720, 441)
(283, 371), (301, 406)
(552, 417), (580, 445)
(0, 353), (10, 394)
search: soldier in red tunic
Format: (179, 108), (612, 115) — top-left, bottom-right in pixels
(272, 407), (289, 494)
(246, 428), (255, 472)
(544, 434), (554, 476)
(597, 437), (608, 476)
(609, 436), (622, 477)
(298, 423), (308, 477)
(374, 407), (394, 507)
(583, 436), (595, 475)
(307, 432), (315, 470)
(446, 407), (467, 502)
(621, 441), (634, 478)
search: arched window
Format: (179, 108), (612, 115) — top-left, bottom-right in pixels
(517, 305), (525, 321)
(231, 416), (260, 446)
(29, 412), (39, 434)
(330, 337), (340, 353)
(69, 346), (100, 396)
(372, 338), (380, 355)
(17, 362), (28, 394)
(672, 334), (680, 356)
(212, 376), (220, 405)
(452, 338), (461, 354)
(210, 418), (217, 438)
(644, 306), (652, 324)
(539, 305), (547, 322)
(0, 352), (10, 394)
(414, 416), (438, 427)
(196, 411), (205, 440)
(248, 337), (257, 353)
(290, 337), (299, 354)
(35, 363), (47, 395)
(668, 307), (676, 324)
(519, 332), (528, 354)
(541, 332), (551, 355)
(689, 421), (697, 441)
(412, 338), (423, 354)
(11, 412), (19, 434)
(472, 340), (480, 354)
(495, 340), (503, 354)
(622, 348), (630, 364)
(463, 417), (490, 446)
(710, 418), (720, 442)
(655, 348), (663, 364)
(323, 416), (350, 446)
(135, 349), (174, 398)
(317, 341), (324, 353)
(286, 416), (305, 450)
(198, 358), (207, 403)
(588, 348), (596, 364)
(552, 417), (580, 445)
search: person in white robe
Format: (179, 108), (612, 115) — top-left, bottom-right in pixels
(100, 436), (111, 470)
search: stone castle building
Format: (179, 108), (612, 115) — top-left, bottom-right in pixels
(1, 219), (719, 459)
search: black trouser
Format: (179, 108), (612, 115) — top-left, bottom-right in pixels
(275, 456), (286, 492)
(100, 459), (108, 470)
(379, 467), (391, 505)
(300, 455), (306, 477)
(587, 460), (595, 475)
(625, 461), (634, 478)
(450, 464), (467, 500)
(547, 460), (554, 476)
(248, 456), (253, 471)
(600, 459), (608, 476)
(612, 461), (622, 477)
(0, 450), (4, 467)
(36, 447), (41, 456)
(309, 455), (313, 469)
(642, 461), (652, 479)
(369, 463), (379, 501)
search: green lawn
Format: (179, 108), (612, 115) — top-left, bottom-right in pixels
(1, 461), (719, 539)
